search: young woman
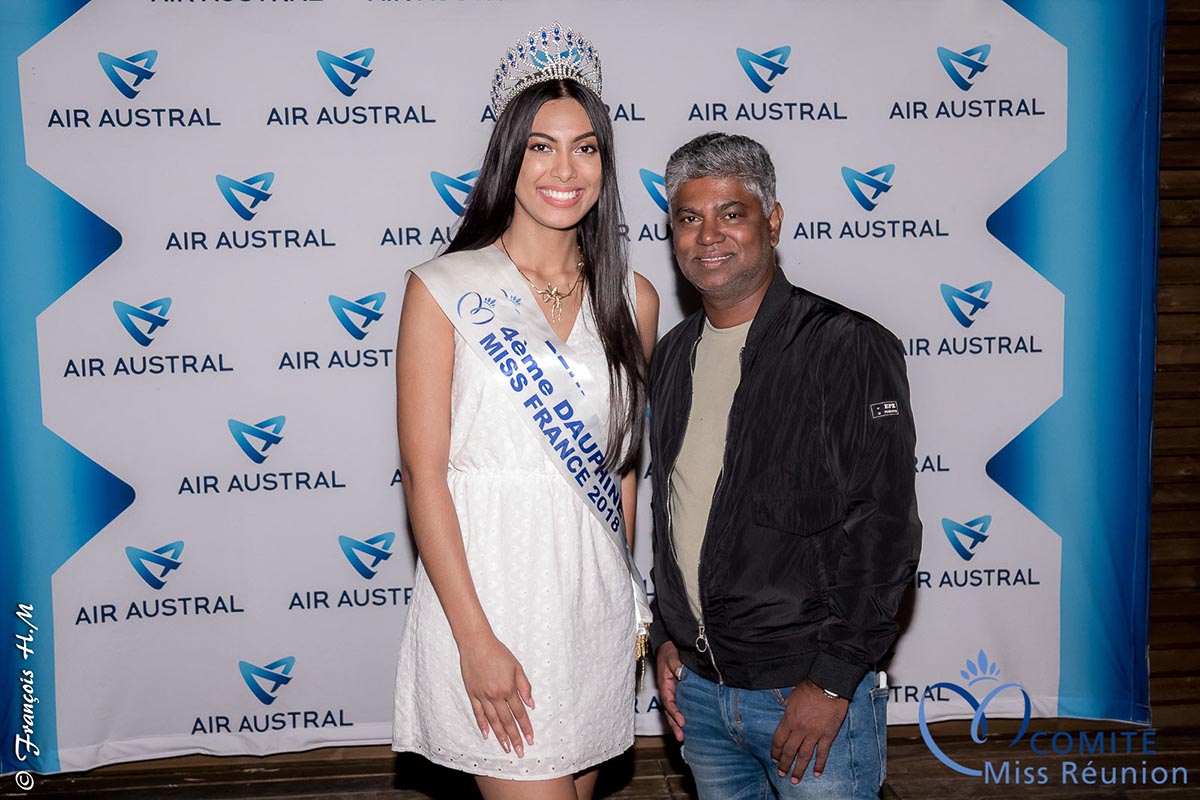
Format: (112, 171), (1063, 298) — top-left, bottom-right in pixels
(391, 24), (659, 800)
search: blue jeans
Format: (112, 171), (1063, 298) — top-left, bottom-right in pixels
(675, 667), (887, 800)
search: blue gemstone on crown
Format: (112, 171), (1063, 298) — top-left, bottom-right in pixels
(489, 21), (603, 118)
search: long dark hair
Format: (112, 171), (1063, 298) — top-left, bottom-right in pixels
(446, 79), (645, 474)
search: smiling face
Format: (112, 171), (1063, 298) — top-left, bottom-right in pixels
(670, 175), (783, 305)
(510, 98), (602, 232)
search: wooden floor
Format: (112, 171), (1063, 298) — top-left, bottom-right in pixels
(7, 723), (1197, 799)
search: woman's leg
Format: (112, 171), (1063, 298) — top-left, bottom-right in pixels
(476, 775), (578, 800)
(572, 765), (600, 800)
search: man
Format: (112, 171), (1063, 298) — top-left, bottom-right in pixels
(648, 132), (922, 800)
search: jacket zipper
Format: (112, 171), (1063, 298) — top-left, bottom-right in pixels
(681, 338), (745, 686)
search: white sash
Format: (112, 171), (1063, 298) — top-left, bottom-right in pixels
(412, 247), (651, 631)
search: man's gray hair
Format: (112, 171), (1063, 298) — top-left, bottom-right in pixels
(664, 132), (777, 215)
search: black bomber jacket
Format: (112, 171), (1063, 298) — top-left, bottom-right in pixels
(648, 269), (922, 698)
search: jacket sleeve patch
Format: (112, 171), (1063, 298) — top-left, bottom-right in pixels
(870, 400), (900, 419)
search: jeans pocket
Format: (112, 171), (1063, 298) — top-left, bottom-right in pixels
(770, 686), (793, 710)
(869, 686), (888, 786)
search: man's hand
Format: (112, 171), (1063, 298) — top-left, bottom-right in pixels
(654, 641), (686, 741)
(771, 679), (849, 783)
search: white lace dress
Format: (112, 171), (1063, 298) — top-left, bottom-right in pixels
(392, 252), (637, 780)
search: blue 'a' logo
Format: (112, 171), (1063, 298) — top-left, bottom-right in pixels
(125, 540), (184, 590)
(316, 48), (374, 96)
(239, 656), (295, 705)
(937, 45), (990, 91)
(431, 170), (480, 216)
(736, 46), (790, 94)
(640, 169), (668, 213)
(113, 297), (171, 347)
(339, 532), (396, 579)
(842, 164), (895, 212)
(940, 281), (992, 328)
(228, 416), (286, 464)
(942, 515), (991, 561)
(329, 293), (386, 340)
(97, 50), (157, 99)
(216, 172), (274, 221)
(919, 650), (1031, 776)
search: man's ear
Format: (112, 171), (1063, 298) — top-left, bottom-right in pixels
(769, 202), (784, 247)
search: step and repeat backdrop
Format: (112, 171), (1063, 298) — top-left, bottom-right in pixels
(2, 0), (1161, 777)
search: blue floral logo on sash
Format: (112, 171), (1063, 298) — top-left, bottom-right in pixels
(919, 650), (1032, 776)
(456, 291), (496, 325)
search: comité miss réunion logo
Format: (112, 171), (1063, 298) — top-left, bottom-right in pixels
(98, 49), (157, 99)
(228, 416), (286, 464)
(239, 656), (295, 705)
(216, 172), (274, 221)
(938, 44), (990, 91)
(919, 649), (1032, 776)
(316, 48), (374, 96)
(126, 540), (185, 590)
(736, 45), (790, 93)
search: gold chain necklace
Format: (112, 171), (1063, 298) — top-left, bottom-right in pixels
(499, 235), (584, 324)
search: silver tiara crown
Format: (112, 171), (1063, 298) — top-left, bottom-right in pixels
(490, 22), (602, 117)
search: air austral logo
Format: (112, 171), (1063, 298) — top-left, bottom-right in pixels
(50, 50), (219, 130)
(285, 530), (411, 612)
(316, 48), (374, 96)
(736, 46), (790, 93)
(228, 416), (286, 464)
(98, 50), (157, 98)
(941, 281), (992, 327)
(216, 172), (274, 221)
(640, 169), (668, 213)
(114, 297), (171, 346)
(918, 516), (1039, 588)
(889, 43), (1042, 121)
(339, 532), (395, 579)
(942, 515), (992, 561)
(431, 170), (480, 216)
(842, 164), (895, 212)
(688, 44), (842, 124)
(329, 293), (386, 340)
(126, 540), (184, 590)
(239, 657), (295, 705)
(938, 44), (990, 91)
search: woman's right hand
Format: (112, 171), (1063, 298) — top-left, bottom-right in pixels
(460, 635), (535, 757)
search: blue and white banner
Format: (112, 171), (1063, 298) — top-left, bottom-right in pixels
(1, 0), (1159, 777)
